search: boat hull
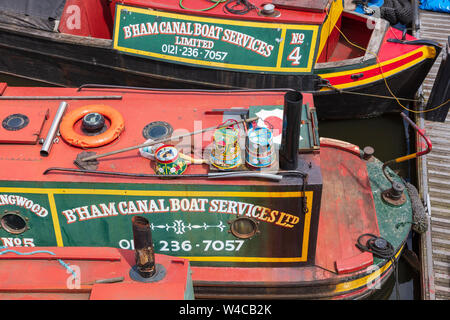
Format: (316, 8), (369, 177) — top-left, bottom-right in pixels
(191, 243), (405, 300)
(314, 55), (436, 119)
(0, 86), (413, 299)
(0, 22), (438, 119)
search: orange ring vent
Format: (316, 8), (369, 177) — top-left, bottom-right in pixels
(60, 105), (125, 148)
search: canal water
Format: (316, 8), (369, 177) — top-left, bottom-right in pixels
(0, 74), (421, 300)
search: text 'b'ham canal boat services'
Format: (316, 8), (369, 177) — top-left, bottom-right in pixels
(0, 83), (430, 299)
(0, 0), (442, 119)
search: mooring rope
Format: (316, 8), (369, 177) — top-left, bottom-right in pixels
(356, 234), (401, 299)
(179, 0), (227, 11)
(223, 0), (257, 15)
(0, 248), (78, 280)
(324, 7), (449, 114)
(179, 0), (257, 14)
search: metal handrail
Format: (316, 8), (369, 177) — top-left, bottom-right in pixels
(382, 112), (432, 184)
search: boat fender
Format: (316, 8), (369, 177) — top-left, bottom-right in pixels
(392, 0), (413, 25)
(380, 0), (398, 25)
(405, 182), (428, 234)
(60, 105), (125, 148)
(380, 0), (413, 26)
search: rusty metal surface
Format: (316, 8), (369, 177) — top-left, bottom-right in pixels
(132, 216), (156, 278)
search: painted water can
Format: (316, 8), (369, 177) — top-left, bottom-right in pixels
(154, 145), (188, 176)
(245, 126), (275, 168)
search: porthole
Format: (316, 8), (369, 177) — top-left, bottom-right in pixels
(229, 217), (259, 239)
(1, 211), (28, 235)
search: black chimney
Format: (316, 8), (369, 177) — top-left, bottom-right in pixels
(279, 91), (303, 170)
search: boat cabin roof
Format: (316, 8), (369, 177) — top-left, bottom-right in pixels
(0, 85), (321, 187)
(116, 0), (334, 25)
(0, 247), (191, 300)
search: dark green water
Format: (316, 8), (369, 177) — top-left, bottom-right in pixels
(0, 74), (421, 300)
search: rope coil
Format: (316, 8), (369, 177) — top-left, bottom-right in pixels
(355, 234), (400, 299)
(329, 16), (449, 114)
(356, 233), (395, 259)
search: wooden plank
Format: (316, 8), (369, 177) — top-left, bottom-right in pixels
(416, 8), (450, 299)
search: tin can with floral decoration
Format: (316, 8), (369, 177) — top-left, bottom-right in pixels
(154, 144), (188, 176)
(245, 126), (275, 169)
(210, 126), (241, 170)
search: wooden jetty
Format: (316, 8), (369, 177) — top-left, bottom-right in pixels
(415, 8), (450, 300)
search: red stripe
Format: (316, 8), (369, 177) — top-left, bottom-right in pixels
(325, 51), (423, 86)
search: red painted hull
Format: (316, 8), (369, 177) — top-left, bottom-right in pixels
(190, 140), (404, 300)
(0, 85), (412, 299)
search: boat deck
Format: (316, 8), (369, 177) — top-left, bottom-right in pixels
(415, 9), (450, 300)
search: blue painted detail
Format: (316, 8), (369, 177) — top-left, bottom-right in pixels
(0, 248), (77, 279)
(355, 0), (384, 14)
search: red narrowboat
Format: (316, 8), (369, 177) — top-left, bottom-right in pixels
(0, 83), (429, 299)
(0, 0), (441, 119)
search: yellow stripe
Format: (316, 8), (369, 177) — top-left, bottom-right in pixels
(306, 28), (319, 71)
(321, 44), (434, 77)
(0, 187), (309, 198)
(276, 28), (287, 68)
(302, 192), (313, 257)
(114, 4), (319, 73)
(47, 193), (64, 247)
(395, 153), (417, 163)
(319, 47), (435, 90)
(181, 256), (306, 262)
(334, 244), (404, 293)
(316, 0), (343, 61)
(113, 3), (123, 49)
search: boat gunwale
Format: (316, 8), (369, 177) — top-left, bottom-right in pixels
(0, 9), (388, 74)
(0, 21), (112, 48)
(314, 11), (388, 71)
(191, 242), (405, 299)
(0, 12), (434, 93)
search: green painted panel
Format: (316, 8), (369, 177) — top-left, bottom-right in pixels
(56, 194), (307, 264)
(0, 193), (57, 247)
(366, 158), (412, 264)
(113, 4), (319, 74)
(0, 181), (316, 267)
(249, 104), (320, 151)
